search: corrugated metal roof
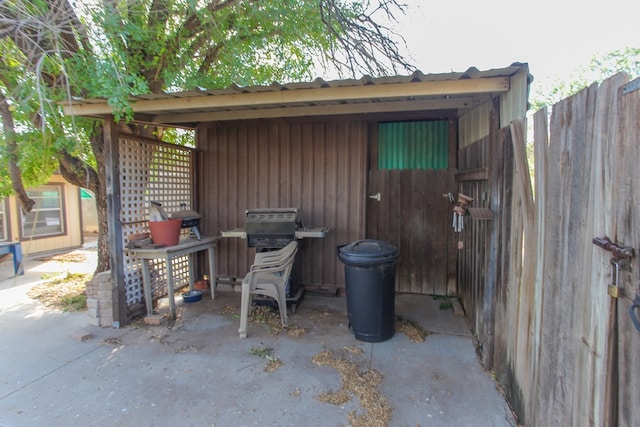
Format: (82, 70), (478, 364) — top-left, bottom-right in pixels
(63, 63), (530, 126)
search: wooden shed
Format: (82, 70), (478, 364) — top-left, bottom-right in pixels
(64, 63), (531, 325)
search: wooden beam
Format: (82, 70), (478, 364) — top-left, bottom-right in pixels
(152, 97), (481, 124)
(63, 77), (510, 117)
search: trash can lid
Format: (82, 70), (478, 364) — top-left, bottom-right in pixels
(338, 239), (399, 264)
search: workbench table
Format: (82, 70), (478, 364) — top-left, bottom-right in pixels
(0, 242), (24, 276)
(131, 236), (218, 320)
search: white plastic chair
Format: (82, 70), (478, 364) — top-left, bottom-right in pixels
(251, 240), (297, 266)
(238, 241), (298, 338)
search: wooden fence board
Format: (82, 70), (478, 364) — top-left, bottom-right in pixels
(504, 75), (637, 426)
(456, 75), (639, 426)
(578, 74), (625, 427)
(614, 76), (640, 427)
(509, 119), (537, 422)
(536, 86), (595, 423)
(530, 107), (549, 425)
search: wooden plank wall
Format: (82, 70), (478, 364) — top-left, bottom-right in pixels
(197, 118), (368, 291)
(457, 135), (491, 335)
(456, 97), (511, 364)
(460, 74), (640, 426)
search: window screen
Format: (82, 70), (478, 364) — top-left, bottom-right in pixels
(20, 185), (65, 238)
(378, 120), (448, 170)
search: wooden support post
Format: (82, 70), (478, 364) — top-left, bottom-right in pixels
(103, 118), (127, 327)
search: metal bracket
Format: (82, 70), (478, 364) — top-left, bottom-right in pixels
(592, 236), (634, 260)
(368, 193), (381, 202)
(623, 77), (640, 95)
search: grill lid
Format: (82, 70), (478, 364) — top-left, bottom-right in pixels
(245, 208), (300, 224)
(245, 208), (302, 248)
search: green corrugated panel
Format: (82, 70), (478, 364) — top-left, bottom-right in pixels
(80, 188), (94, 199)
(378, 120), (448, 170)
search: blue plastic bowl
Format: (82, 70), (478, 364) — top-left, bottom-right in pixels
(182, 290), (203, 303)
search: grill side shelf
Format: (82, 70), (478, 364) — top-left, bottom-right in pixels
(295, 226), (330, 238)
(221, 228), (247, 238)
(221, 226), (329, 239)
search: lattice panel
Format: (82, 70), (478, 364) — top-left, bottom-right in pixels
(119, 136), (194, 307)
(148, 256), (191, 300)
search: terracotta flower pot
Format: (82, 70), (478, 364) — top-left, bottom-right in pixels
(194, 280), (209, 291)
(149, 218), (182, 246)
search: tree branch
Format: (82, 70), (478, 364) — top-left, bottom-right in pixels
(57, 151), (99, 194)
(0, 90), (36, 212)
(182, 0), (240, 34)
(319, 0), (412, 76)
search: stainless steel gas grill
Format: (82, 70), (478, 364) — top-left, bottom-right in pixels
(245, 208), (302, 250)
(221, 207), (329, 312)
(221, 208), (329, 245)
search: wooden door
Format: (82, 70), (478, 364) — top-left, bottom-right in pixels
(366, 120), (457, 295)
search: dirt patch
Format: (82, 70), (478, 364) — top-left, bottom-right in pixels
(248, 305), (307, 337)
(100, 337), (123, 346)
(312, 348), (392, 427)
(27, 272), (91, 311)
(174, 344), (202, 354)
(395, 317), (430, 343)
(250, 346), (283, 372)
(35, 253), (87, 263)
(218, 304), (239, 315)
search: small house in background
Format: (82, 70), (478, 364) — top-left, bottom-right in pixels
(0, 173), (84, 256)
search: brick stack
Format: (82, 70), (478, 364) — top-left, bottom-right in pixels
(85, 271), (113, 327)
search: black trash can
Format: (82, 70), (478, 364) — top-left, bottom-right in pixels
(337, 240), (399, 343)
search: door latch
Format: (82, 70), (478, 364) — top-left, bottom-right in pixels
(369, 193), (381, 202)
(592, 236), (634, 259)
(593, 236), (634, 299)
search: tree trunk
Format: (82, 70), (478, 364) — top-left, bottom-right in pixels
(94, 181), (111, 274)
(89, 125), (111, 274)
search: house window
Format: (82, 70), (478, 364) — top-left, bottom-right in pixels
(0, 199), (6, 241)
(377, 120), (448, 170)
(20, 185), (65, 239)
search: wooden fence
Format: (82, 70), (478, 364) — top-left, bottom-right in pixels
(458, 73), (640, 426)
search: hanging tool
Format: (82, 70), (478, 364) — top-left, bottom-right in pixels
(451, 193), (472, 233)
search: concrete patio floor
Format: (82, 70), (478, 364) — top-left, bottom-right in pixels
(0, 245), (518, 427)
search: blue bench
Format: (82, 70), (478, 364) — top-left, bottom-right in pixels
(0, 242), (24, 276)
